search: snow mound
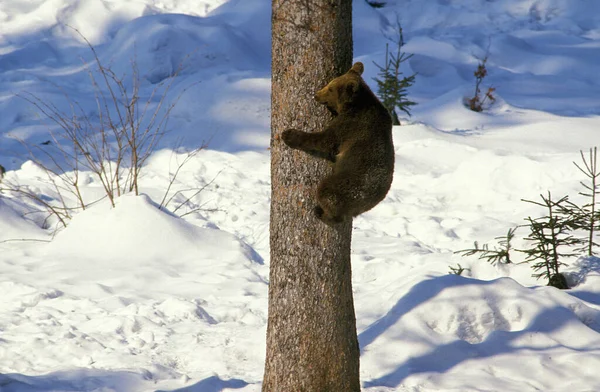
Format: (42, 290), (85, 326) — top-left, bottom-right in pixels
(1, 193), (267, 387)
(45, 193), (259, 264)
(104, 13), (262, 83)
(0, 0), (229, 46)
(3, 0), (600, 390)
(0, 198), (47, 241)
(360, 275), (600, 391)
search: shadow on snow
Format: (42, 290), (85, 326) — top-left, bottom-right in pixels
(0, 371), (249, 392)
(359, 273), (600, 388)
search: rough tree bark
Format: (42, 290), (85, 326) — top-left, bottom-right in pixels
(263, 1), (359, 391)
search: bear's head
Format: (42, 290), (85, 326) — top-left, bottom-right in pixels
(315, 62), (364, 115)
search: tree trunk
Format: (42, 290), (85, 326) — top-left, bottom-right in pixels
(263, 1), (359, 391)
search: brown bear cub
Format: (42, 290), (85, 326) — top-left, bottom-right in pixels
(282, 62), (394, 225)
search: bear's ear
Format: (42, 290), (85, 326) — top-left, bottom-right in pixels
(349, 62), (364, 75)
(346, 79), (359, 96)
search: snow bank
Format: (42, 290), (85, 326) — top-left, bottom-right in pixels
(46, 193), (260, 264)
(360, 275), (600, 390)
(1, 0), (600, 391)
(104, 13), (264, 83)
(0, 193), (267, 390)
(0, 198), (47, 241)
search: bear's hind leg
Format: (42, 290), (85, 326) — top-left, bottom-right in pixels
(315, 177), (350, 225)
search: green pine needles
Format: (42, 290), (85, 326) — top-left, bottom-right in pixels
(373, 21), (416, 125)
(520, 192), (581, 289)
(449, 263), (470, 276)
(455, 227), (515, 266)
(566, 147), (600, 256)
(456, 147), (599, 290)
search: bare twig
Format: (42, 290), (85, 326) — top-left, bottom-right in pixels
(9, 27), (203, 228)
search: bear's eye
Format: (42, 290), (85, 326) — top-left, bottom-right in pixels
(328, 87), (333, 92)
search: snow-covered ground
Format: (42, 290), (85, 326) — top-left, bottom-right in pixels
(1, 0), (600, 391)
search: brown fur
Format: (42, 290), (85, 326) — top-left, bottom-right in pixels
(282, 62), (394, 225)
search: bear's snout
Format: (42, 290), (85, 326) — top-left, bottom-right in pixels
(314, 90), (325, 103)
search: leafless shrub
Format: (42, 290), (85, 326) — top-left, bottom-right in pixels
(1, 27), (201, 229)
(465, 46), (496, 113)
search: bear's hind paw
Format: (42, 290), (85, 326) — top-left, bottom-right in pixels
(314, 205), (325, 219)
(314, 206), (344, 226)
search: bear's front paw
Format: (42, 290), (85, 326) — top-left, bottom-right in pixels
(281, 129), (302, 149)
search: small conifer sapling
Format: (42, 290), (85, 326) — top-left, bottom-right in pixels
(449, 263), (470, 276)
(373, 20), (416, 125)
(562, 147), (600, 256)
(455, 227), (516, 266)
(519, 192), (581, 289)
